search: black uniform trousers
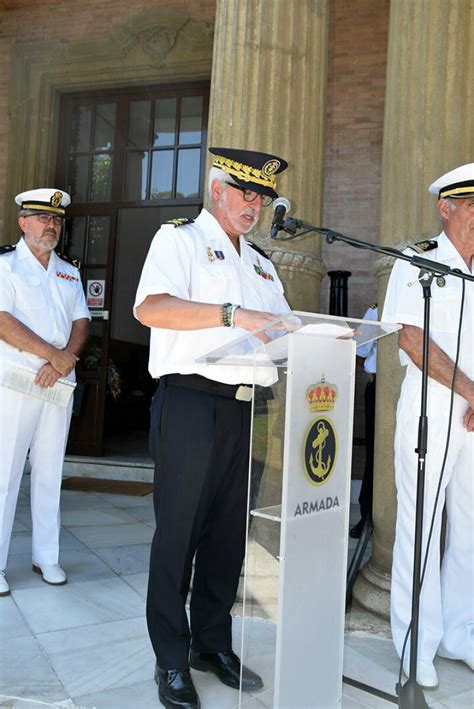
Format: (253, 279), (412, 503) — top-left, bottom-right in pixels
(358, 376), (376, 519)
(147, 377), (252, 670)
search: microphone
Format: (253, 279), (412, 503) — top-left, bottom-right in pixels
(271, 197), (291, 239)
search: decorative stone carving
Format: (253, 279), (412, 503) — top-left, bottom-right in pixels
(114, 12), (213, 63)
(137, 26), (178, 66)
(267, 248), (326, 279)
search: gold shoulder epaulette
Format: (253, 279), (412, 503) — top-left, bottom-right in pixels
(409, 239), (438, 254)
(0, 244), (16, 255)
(56, 251), (81, 269)
(165, 217), (195, 227)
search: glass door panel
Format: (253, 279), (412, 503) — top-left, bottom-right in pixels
(68, 156), (89, 202)
(107, 205), (201, 439)
(153, 97), (177, 146)
(128, 100), (151, 147)
(94, 103), (116, 150)
(86, 216), (109, 264)
(63, 213), (114, 456)
(150, 151), (174, 199)
(57, 84), (209, 457)
(177, 148), (201, 198)
(179, 95), (203, 144)
(70, 104), (92, 152)
(90, 154), (113, 201)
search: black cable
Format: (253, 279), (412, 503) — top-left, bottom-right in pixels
(398, 278), (466, 689)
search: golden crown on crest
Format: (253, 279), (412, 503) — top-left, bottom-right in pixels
(306, 375), (338, 412)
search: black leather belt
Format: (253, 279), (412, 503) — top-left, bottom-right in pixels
(161, 374), (253, 402)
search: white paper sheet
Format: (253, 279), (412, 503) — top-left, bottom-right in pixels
(1, 362), (76, 408)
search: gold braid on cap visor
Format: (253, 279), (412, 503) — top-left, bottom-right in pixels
(439, 185), (474, 199)
(212, 156), (277, 189)
(21, 203), (66, 215)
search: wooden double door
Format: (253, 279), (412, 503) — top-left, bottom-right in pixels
(56, 83), (208, 455)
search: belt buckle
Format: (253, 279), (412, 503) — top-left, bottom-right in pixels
(235, 385), (253, 402)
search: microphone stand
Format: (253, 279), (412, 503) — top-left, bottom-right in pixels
(272, 217), (474, 708)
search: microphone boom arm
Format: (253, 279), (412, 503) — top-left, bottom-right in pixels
(272, 218), (474, 282)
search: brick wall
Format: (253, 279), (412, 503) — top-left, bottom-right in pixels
(0, 0), (216, 236)
(322, 0), (390, 319)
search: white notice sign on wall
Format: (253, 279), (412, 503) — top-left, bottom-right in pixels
(87, 279), (105, 308)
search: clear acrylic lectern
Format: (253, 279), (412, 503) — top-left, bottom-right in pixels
(198, 312), (400, 708)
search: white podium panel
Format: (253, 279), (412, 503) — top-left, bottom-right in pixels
(276, 334), (354, 707)
(198, 313), (400, 709)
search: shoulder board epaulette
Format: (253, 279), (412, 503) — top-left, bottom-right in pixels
(165, 218), (195, 228)
(0, 244), (16, 255)
(55, 251), (81, 269)
(370, 303), (377, 309)
(248, 242), (270, 259)
(409, 239), (438, 254)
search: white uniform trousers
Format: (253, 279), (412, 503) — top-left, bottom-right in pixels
(391, 368), (474, 663)
(0, 385), (73, 570)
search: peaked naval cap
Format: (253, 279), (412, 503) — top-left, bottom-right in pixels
(209, 147), (288, 200)
(428, 163), (474, 200)
(15, 188), (71, 216)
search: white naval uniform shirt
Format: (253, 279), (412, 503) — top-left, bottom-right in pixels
(0, 237), (90, 374)
(355, 305), (378, 375)
(382, 231), (473, 382)
(134, 208), (291, 386)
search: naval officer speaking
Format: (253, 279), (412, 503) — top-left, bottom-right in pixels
(135, 147), (291, 709)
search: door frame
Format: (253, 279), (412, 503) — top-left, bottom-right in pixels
(56, 83), (209, 455)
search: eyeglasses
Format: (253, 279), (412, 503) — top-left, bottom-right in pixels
(225, 182), (273, 207)
(25, 213), (65, 226)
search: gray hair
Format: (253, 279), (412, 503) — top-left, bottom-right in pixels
(438, 197), (457, 225)
(442, 197), (457, 210)
(18, 208), (38, 218)
(208, 167), (237, 198)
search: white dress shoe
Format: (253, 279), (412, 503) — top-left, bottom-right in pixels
(0, 571), (10, 596)
(463, 659), (474, 671)
(32, 563), (67, 585)
(403, 659), (438, 688)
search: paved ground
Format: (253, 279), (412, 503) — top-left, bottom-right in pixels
(1, 478), (472, 708)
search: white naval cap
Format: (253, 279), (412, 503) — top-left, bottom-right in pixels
(428, 162), (474, 200)
(15, 188), (71, 215)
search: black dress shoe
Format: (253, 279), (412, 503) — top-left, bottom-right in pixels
(189, 650), (263, 691)
(154, 664), (200, 709)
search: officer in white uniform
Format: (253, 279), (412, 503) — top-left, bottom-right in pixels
(0, 188), (90, 596)
(135, 147), (290, 709)
(383, 163), (474, 688)
(350, 304), (378, 538)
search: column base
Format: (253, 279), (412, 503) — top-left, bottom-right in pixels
(352, 559), (391, 622)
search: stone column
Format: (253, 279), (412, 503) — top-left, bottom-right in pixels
(207, 0), (329, 311)
(353, 0), (474, 618)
